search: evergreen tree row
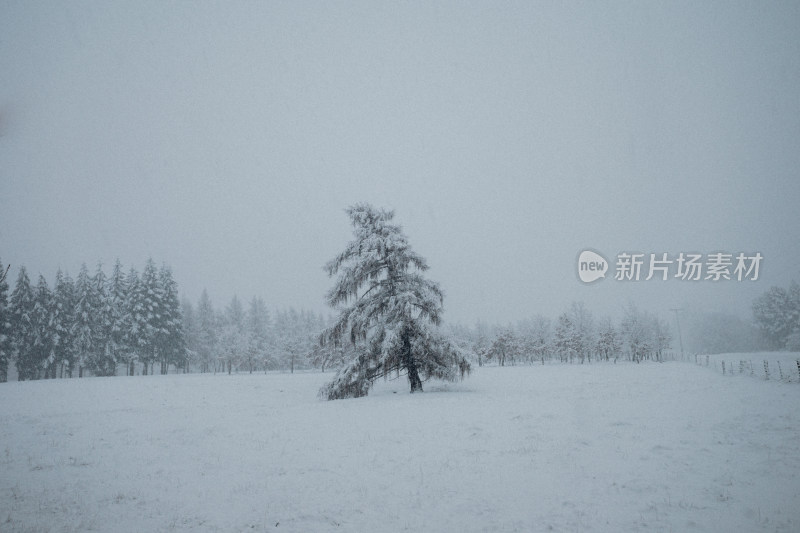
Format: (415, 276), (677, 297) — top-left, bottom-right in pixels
(0, 255), (355, 381)
(0, 257), (185, 381)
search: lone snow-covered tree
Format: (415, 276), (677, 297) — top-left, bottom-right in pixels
(319, 203), (470, 399)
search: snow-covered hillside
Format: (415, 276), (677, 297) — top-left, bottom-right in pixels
(1, 362), (798, 532)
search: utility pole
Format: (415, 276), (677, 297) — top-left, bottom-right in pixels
(670, 308), (684, 361)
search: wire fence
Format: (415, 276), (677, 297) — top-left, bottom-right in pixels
(665, 350), (800, 383)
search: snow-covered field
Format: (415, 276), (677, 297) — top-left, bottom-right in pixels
(1, 362), (798, 532)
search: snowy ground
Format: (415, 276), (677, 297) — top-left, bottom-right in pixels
(1, 362), (798, 533)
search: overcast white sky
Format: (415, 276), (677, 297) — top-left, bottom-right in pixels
(1, 1), (799, 325)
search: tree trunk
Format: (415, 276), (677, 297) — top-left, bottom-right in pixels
(402, 328), (423, 393)
(407, 359), (423, 393)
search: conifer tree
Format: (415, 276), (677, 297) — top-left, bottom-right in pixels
(620, 303), (650, 363)
(275, 308), (307, 373)
(320, 203), (470, 399)
(103, 259), (128, 374)
(471, 321), (491, 367)
(72, 263), (98, 377)
(181, 297), (198, 372)
(51, 269), (77, 377)
(650, 315), (672, 361)
(220, 295), (246, 374)
(595, 317), (621, 362)
(554, 312), (578, 363)
(196, 289), (217, 373)
(523, 315), (551, 364)
(31, 275), (56, 379)
(10, 266), (36, 380)
(87, 263), (116, 376)
(567, 302), (595, 363)
(0, 258), (12, 382)
(156, 264), (185, 374)
(123, 267), (144, 375)
(246, 296), (272, 373)
(137, 259), (163, 375)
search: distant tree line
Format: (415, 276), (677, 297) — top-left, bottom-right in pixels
(447, 280), (800, 365)
(180, 291), (350, 375)
(2, 254), (796, 383)
(449, 301), (673, 368)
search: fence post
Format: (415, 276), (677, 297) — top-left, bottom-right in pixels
(764, 360), (770, 381)
(722, 361), (726, 375)
(739, 360), (745, 374)
(706, 355), (710, 367)
(796, 360), (800, 382)
(777, 361), (785, 381)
